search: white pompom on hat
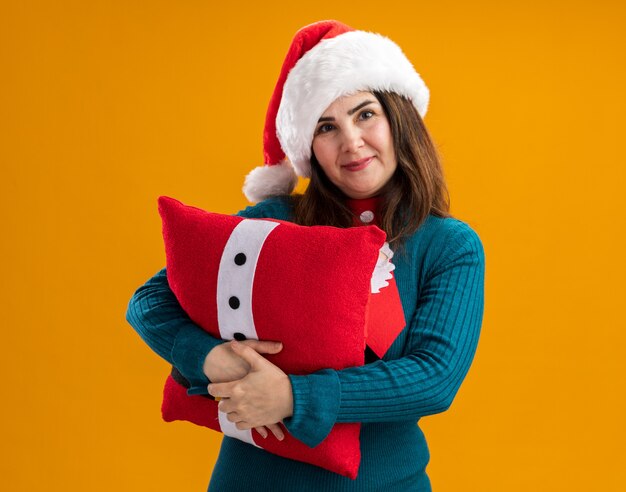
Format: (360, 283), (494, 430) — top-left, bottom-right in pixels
(243, 20), (429, 203)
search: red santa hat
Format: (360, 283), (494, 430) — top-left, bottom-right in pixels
(243, 19), (430, 203)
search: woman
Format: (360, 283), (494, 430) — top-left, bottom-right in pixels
(127, 20), (485, 491)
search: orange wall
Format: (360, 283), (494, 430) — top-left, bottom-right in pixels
(2, 1), (625, 490)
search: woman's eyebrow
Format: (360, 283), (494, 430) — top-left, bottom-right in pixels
(317, 100), (377, 123)
(347, 100), (375, 115)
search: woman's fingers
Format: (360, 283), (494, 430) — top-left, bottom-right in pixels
(235, 421), (253, 431)
(251, 425), (285, 441)
(222, 405), (284, 441)
(219, 399), (285, 441)
(255, 426), (268, 439)
(203, 338), (282, 384)
(266, 423), (285, 441)
(208, 381), (235, 400)
(217, 397), (230, 412)
(243, 339), (283, 355)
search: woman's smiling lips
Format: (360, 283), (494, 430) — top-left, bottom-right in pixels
(341, 156), (373, 172)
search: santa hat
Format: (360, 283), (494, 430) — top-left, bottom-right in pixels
(243, 20), (430, 203)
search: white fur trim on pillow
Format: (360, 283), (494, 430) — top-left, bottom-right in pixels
(242, 159), (298, 203)
(217, 219), (279, 341)
(276, 30), (429, 179)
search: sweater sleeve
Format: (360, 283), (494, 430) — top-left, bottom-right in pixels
(283, 222), (485, 448)
(125, 197), (292, 395)
(126, 267), (223, 395)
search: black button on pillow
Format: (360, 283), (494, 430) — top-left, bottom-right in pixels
(234, 253), (246, 265)
(229, 296), (240, 309)
(233, 332), (247, 341)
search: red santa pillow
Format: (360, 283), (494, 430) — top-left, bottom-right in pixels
(158, 196), (388, 479)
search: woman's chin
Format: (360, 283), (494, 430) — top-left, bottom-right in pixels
(343, 187), (378, 200)
(342, 180), (382, 199)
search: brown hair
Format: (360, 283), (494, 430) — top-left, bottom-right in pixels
(292, 91), (451, 245)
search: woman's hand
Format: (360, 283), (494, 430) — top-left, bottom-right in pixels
(253, 423), (285, 441)
(203, 339), (283, 383)
(204, 339), (285, 440)
(208, 340), (294, 433)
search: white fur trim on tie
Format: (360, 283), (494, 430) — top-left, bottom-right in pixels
(276, 30), (429, 179)
(243, 159), (298, 203)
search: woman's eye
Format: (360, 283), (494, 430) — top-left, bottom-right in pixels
(359, 110), (374, 120)
(317, 124), (335, 134)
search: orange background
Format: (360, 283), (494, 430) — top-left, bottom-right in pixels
(2, 1), (625, 490)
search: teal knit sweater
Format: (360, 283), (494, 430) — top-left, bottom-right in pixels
(126, 196), (485, 491)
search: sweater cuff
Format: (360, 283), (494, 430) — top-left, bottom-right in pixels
(171, 324), (223, 395)
(283, 369), (340, 448)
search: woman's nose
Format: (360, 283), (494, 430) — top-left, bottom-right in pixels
(340, 126), (364, 153)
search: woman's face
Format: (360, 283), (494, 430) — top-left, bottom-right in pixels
(311, 91), (397, 199)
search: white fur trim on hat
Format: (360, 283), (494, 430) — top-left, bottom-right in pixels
(243, 159), (298, 203)
(276, 30), (429, 179)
